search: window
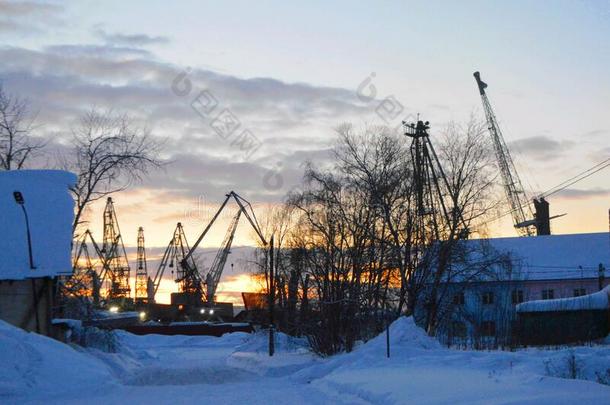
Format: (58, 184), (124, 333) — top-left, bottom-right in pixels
(481, 321), (496, 337)
(453, 292), (465, 305)
(541, 289), (554, 300)
(573, 288), (586, 297)
(452, 321), (467, 338)
(511, 290), (524, 304)
(482, 292), (494, 305)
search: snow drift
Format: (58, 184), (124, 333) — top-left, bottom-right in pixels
(517, 286), (610, 312)
(0, 320), (113, 398)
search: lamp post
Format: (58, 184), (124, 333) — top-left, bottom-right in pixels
(14, 190), (40, 334)
(13, 191), (35, 270)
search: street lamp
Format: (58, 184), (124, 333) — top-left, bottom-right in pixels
(13, 191), (35, 270)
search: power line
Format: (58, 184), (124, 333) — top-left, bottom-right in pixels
(479, 157), (610, 227)
(541, 158), (610, 198)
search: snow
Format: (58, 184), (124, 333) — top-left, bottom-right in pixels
(469, 232), (610, 280)
(516, 286), (610, 312)
(0, 170), (76, 280)
(2, 317), (610, 404)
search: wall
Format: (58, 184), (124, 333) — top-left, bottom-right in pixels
(0, 277), (53, 335)
(429, 277), (610, 348)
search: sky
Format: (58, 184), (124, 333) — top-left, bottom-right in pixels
(1, 0), (609, 303)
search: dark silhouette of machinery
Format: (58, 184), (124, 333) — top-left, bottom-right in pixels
(150, 191), (267, 307)
(404, 119), (468, 241)
(101, 197), (131, 298)
(473, 71), (567, 236)
(134, 227), (148, 303)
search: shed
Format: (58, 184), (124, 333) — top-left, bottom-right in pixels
(515, 286), (610, 345)
(0, 170), (76, 335)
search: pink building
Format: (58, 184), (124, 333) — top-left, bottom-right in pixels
(483, 232), (609, 302)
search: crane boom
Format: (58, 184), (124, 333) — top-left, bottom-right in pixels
(204, 210), (242, 303)
(473, 71), (534, 236)
(179, 191), (268, 305)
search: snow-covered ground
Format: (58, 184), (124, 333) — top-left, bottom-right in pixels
(1, 318), (609, 404)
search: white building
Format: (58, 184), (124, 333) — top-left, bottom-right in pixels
(0, 170), (76, 335)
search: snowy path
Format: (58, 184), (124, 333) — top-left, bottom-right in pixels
(2, 319), (610, 404)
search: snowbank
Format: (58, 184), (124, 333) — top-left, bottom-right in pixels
(0, 170), (76, 279)
(517, 286), (610, 312)
(0, 320), (113, 398)
(2, 316), (609, 404)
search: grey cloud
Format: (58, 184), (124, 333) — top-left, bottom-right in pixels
(45, 44), (153, 59)
(94, 28), (170, 47)
(0, 41), (370, 206)
(582, 129), (607, 137)
(553, 188), (610, 200)
(0, 45), (371, 126)
(0, 1), (63, 35)
(508, 135), (572, 160)
(0, 1), (62, 16)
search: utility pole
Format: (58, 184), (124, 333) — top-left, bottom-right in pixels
(386, 302), (390, 358)
(268, 234), (275, 357)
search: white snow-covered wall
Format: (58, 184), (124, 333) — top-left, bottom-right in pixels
(0, 170), (76, 280)
(516, 286), (610, 312)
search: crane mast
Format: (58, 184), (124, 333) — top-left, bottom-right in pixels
(473, 71), (535, 236)
(101, 197), (132, 298)
(151, 222), (202, 301)
(135, 227), (148, 303)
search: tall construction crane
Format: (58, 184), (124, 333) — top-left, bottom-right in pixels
(101, 197), (132, 298)
(150, 192), (268, 308)
(473, 71), (536, 236)
(181, 191), (268, 305)
(64, 234), (100, 306)
(405, 119), (469, 240)
(203, 210), (242, 303)
(134, 227), (148, 303)
(151, 222), (202, 301)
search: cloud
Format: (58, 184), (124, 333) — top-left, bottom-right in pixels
(552, 187), (610, 200)
(94, 28), (170, 47)
(582, 129), (607, 138)
(0, 1), (64, 35)
(508, 135), (572, 160)
(0, 0), (61, 17)
(0, 36), (375, 214)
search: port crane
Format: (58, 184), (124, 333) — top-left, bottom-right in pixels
(134, 227), (148, 303)
(474, 71), (549, 236)
(101, 197), (131, 297)
(150, 191), (268, 306)
(151, 222), (201, 301)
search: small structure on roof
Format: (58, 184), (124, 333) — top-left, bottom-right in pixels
(0, 170), (76, 335)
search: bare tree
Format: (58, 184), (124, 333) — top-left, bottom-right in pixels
(0, 83), (44, 170)
(67, 108), (163, 236)
(416, 118), (500, 336)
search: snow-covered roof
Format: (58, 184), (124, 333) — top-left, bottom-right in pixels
(516, 286), (610, 312)
(0, 170), (76, 280)
(474, 232), (610, 281)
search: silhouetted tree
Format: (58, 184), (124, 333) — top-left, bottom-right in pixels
(67, 108), (163, 236)
(0, 83), (44, 170)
